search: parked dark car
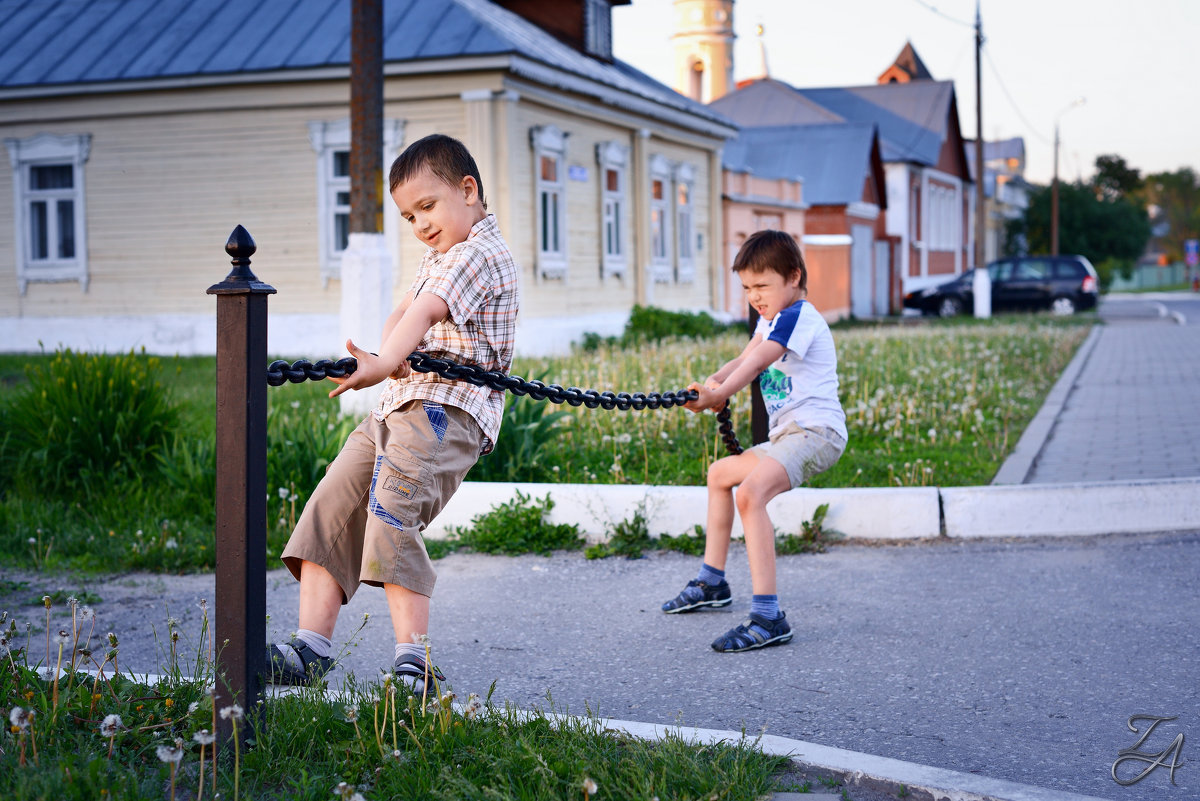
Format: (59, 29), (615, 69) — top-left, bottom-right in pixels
(903, 255), (1100, 317)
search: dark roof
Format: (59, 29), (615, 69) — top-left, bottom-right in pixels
(794, 81), (955, 165)
(723, 123), (880, 207)
(709, 78), (843, 126)
(0, 0), (732, 130)
(882, 41), (933, 82)
(709, 76), (956, 167)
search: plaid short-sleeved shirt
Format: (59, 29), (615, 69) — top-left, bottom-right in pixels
(374, 214), (520, 452)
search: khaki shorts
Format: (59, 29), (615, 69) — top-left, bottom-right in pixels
(281, 399), (482, 602)
(752, 423), (846, 489)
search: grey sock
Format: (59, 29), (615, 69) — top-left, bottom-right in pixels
(395, 642), (425, 663)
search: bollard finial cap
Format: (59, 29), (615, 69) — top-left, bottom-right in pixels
(208, 225), (276, 295)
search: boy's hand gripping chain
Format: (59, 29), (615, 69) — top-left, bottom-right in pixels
(266, 354), (743, 456)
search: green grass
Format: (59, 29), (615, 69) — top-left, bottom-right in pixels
(0, 313), (1092, 573)
(0, 602), (787, 801)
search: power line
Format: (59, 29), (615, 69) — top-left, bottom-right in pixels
(982, 44), (1052, 146)
(909, 0), (974, 28)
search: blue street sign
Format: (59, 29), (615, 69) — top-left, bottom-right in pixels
(1186, 239), (1199, 267)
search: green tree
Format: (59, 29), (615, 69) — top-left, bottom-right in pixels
(1006, 181), (1150, 265)
(1093, 154), (1143, 200)
(1141, 168), (1200, 262)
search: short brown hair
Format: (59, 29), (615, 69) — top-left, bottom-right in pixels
(732, 229), (806, 291)
(388, 133), (487, 210)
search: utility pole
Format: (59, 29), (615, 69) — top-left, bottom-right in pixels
(350, 0), (383, 236)
(1051, 97), (1086, 257)
(340, 0), (392, 415)
(971, 0), (991, 318)
(973, 0), (985, 271)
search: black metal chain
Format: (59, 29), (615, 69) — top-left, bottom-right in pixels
(266, 353), (743, 455)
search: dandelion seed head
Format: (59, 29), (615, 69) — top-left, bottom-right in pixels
(219, 704), (244, 721)
(583, 777), (598, 795)
(278, 487), (290, 499)
(10, 706), (33, 729)
(53, 629), (71, 646)
(411, 632), (431, 646)
(156, 741), (184, 764)
(343, 704), (359, 722)
(27, 537), (36, 546)
(193, 729), (215, 746)
(188, 701), (200, 715)
(80, 606), (94, 621)
(100, 714), (122, 737)
(67, 596), (78, 609)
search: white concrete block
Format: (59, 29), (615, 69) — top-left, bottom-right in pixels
(426, 482), (942, 541)
(942, 477), (1200, 538)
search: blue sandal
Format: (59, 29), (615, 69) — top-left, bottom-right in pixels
(662, 579), (732, 613)
(711, 612), (793, 652)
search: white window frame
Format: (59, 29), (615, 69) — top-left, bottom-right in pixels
(308, 118), (404, 286)
(673, 162), (696, 283)
(5, 133), (91, 294)
(595, 141), (628, 279)
(649, 154), (673, 283)
(531, 124), (569, 280)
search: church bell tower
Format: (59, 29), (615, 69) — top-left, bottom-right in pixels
(672, 0), (734, 104)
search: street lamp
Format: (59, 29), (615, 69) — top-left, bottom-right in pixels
(1051, 96), (1086, 256)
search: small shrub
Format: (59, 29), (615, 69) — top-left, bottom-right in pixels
(2, 349), (178, 498)
(622, 305), (738, 344)
(776, 504), (840, 554)
(585, 506), (657, 559)
(443, 491), (584, 556)
(658, 524), (708, 556)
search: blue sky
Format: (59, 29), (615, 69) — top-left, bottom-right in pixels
(613, 0), (1198, 186)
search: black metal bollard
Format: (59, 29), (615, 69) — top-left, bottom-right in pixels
(206, 225), (275, 742)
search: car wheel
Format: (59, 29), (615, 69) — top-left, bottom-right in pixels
(938, 296), (963, 317)
(1050, 296), (1076, 315)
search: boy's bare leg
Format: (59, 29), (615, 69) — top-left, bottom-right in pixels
(297, 559), (344, 639)
(733, 456), (791, 596)
(384, 583), (430, 645)
(703, 451), (759, 570)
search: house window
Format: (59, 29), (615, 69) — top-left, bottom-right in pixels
(674, 162), (696, 282)
(596, 141), (628, 278)
(649, 154), (673, 283)
(4, 133), (91, 294)
(531, 124), (568, 280)
(308, 118), (404, 286)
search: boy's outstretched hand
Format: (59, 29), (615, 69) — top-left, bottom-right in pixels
(327, 339), (410, 398)
(684, 381), (722, 413)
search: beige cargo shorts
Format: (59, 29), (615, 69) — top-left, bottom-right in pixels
(752, 423), (846, 489)
(281, 399), (482, 601)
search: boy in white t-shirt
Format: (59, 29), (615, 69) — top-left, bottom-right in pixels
(668, 229), (848, 652)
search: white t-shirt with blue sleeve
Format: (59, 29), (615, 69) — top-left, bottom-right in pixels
(754, 299), (847, 441)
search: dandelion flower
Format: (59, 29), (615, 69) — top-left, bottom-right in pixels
(156, 740), (184, 764)
(188, 701), (200, 715)
(278, 487), (290, 499)
(193, 729), (215, 746)
(100, 714), (122, 737)
(219, 704), (244, 721)
(10, 706), (33, 730)
(343, 704), (359, 723)
(583, 776), (599, 796)
(42, 595), (51, 609)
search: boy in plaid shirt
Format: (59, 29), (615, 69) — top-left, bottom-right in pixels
(268, 134), (520, 692)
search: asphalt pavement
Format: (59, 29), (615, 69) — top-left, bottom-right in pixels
(4, 291), (1199, 801)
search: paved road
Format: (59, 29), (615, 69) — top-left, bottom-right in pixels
(7, 530), (1198, 801)
(1024, 293), (1200, 484)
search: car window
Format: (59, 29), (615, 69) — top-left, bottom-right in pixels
(988, 261), (1013, 282)
(1014, 259), (1051, 280)
(1053, 260), (1086, 279)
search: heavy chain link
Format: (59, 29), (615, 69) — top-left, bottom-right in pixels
(266, 353), (743, 455)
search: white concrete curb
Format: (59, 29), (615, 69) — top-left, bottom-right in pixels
(942, 477), (1200, 538)
(428, 482), (942, 541)
(428, 476), (1200, 543)
(602, 717), (1113, 801)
